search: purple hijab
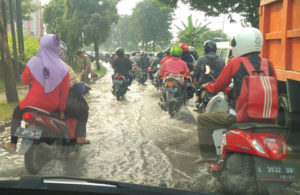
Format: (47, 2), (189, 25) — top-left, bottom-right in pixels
(27, 34), (68, 93)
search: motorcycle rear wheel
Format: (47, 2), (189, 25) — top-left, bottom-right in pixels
(221, 153), (267, 195)
(24, 143), (50, 175)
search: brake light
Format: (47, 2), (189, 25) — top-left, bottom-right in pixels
(116, 75), (121, 80)
(168, 81), (173, 87)
(23, 113), (33, 120)
(264, 138), (285, 157)
(148, 67), (153, 72)
(134, 66), (139, 69)
(184, 75), (189, 79)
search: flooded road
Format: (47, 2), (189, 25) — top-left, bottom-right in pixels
(0, 66), (221, 193)
(0, 65), (299, 194)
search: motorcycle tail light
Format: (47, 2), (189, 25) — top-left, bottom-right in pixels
(264, 138), (286, 157)
(168, 81), (173, 87)
(116, 75), (121, 80)
(148, 67), (153, 71)
(135, 66), (139, 69)
(184, 75), (189, 79)
(23, 113), (33, 120)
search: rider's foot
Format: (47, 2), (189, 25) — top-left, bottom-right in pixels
(76, 137), (91, 144)
(194, 156), (218, 163)
(0, 142), (17, 153)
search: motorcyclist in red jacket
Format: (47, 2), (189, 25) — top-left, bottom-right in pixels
(196, 27), (277, 162)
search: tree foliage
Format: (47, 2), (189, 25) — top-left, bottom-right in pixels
(43, 0), (118, 69)
(176, 15), (227, 54)
(158, 0), (260, 27)
(103, 0), (173, 52)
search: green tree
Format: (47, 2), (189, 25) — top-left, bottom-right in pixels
(0, 0), (19, 102)
(132, 0), (172, 51)
(43, 0), (118, 69)
(177, 15), (227, 53)
(158, 0), (260, 27)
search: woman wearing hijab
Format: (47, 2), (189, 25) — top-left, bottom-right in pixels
(1, 34), (69, 153)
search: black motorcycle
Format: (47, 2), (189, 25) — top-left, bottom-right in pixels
(160, 77), (184, 117)
(136, 67), (148, 85)
(112, 74), (128, 101)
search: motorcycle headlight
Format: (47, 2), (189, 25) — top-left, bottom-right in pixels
(252, 139), (266, 154)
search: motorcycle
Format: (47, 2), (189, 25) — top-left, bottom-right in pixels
(148, 64), (160, 82)
(183, 75), (194, 102)
(160, 76), (185, 117)
(201, 92), (296, 194)
(135, 67), (148, 85)
(15, 106), (80, 175)
(112, 74), (128, 101)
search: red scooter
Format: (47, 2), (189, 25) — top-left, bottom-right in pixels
(201, 92), (296, 194)
(15, 106), (79, 175)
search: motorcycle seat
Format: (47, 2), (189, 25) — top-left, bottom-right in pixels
(228, 122), (284, 133)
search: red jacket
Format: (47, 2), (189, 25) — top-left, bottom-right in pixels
(206, 55), (276, 99)
(19, 66), (69, 112)
(159, 57), (189, 77)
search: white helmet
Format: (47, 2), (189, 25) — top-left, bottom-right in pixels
(231, 27), (263, 57)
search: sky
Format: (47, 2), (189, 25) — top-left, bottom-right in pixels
(41, 0), (244, 39)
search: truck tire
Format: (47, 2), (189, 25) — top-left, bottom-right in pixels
(277, 94), (291, 139)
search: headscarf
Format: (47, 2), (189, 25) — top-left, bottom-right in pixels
(27, 34), (68, 93)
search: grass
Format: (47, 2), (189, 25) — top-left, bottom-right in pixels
(92, 62), (107, 77)
(0, 99), (19, 121)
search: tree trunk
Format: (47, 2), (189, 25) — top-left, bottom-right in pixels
(0, 0), (19, 102)
(94, 40), (100, 71)
(16, 0), (24, 60)
(9, 0), (19, 80)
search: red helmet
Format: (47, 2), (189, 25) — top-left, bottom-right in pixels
(179, 43), (189, 52)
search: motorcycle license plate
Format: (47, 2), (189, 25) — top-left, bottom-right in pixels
(15, 127), (42, 139)
(255, 157), (297, 181)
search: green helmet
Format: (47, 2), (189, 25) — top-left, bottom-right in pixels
(170, 46), (182, 57)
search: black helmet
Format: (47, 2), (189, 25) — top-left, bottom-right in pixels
(203, 40), (217, 54)
(116, 48), (124, 57)
(164, 47), (170, 56)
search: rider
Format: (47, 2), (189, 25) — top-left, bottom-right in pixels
(193, 40), (225, 109)
(149, 51), (164, 80)
(196, 27), (277, 162)
(112, 48), (133, 87)
(180, 43), (195, 72)
(160, 47), (171, 65)
(1, 34), (69, 153)
(159, 45), (189, 85)
(137, 50), (149, 70)
(59, 41), (91, 144)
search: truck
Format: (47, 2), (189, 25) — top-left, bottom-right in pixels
(259, 0), (300, 144)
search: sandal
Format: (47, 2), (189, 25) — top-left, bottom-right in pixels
(76, 137), (91, 144)
(194, 157), (218, 163)
(0, 142), (17, 154)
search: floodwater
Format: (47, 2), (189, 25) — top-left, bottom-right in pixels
(0, 64), (299, 194)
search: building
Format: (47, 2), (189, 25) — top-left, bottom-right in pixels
(23, 0), (43, 38)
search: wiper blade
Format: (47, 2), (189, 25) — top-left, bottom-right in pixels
(43, 176), (118, 188)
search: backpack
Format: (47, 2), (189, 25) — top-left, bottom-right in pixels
(235, 57), (278, 122)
